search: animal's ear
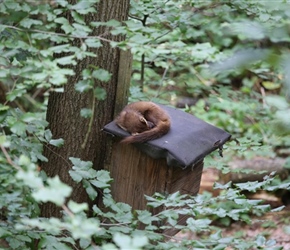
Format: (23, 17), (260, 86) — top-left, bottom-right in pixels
(139, 116), (148, 125)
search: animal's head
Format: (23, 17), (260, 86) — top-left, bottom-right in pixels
(116, 110), (153, 134)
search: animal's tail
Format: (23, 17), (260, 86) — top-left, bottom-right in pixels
(121, 125), (169, 144)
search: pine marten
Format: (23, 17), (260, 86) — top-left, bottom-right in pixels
(115, 101), (171, 144)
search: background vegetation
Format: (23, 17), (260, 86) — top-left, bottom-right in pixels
(0, 0), (290, 249)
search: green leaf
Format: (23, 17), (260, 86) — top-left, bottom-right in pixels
(90, 179), (110, 189)
(102, 244), (118, 250)
(20, 18), (43, 28)
(80, 108), (92, 118)
(94, 87), (107, 100)
(0, 227), (11, 237)
(44, 129), (53, 141)
(56, 55), (76, 65)
(137, 210), (158, 225)
(85, 38), (102, 48)
(186, 218), (212, 232)
(10, 121), (26, 135)
(256, 235), (266, 246)
(16, 169), (43, 189)
(0, 68), (8, 77)
(67, 200), (88, 213)
(69, 171), (83, 183)
(75, 79), (93, 93)
(70, 0), (98, 14)
(55, 17), (74, 34)
(106, 19), (121, 27)
(68, 217), (101, 239)
(92, 69), (111, 82)
(0, 135), (7, 145)
(213, 182), (232, 190)
(231, 21), (265, 40)
(48, 44), (71, 53)
(49, 138), (64, 147)
(71, 11), (85, 24)
(7, 88), (27, 101)
(32, 176), (72, 206)
(79, 238), (91, 249)
(69, 158), (97, 183)
(96, 170), (113, 183)
(70, 157), (93, 170)
(113, 233), (148, 249)
(83, 180), (98, 200)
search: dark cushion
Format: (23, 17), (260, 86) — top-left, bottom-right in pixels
(103, 104), (231, 169)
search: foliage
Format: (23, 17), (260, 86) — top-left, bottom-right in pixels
(0, 152), (286, 249)
(0, 0), (290, 249)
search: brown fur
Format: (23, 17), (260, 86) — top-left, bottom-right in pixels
(115, 101), (171, 144)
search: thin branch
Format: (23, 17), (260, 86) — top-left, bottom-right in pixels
(1, 24), (114, 44)
(34, 133), (72, 168)
(61, 204), (75, 218)
(153, 62), (170, 100)
(81, 89), (96, 149)
(0, 144), (21, 170)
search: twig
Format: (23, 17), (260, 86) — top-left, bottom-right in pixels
(81, 90), (96, 149)
(153, 62), (170, 99)
(62, 204), (75, 218)
(1, 24), (114, 44)
(0, 144), (21, 170)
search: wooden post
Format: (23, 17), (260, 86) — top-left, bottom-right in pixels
(104, 138), (204, 226)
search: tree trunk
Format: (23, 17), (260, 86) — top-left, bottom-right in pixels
(41, 0), (131, 218)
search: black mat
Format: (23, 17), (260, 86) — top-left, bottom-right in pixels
(103, 104), (231, 169)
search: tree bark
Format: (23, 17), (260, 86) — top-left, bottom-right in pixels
(41, 0), (130, 218)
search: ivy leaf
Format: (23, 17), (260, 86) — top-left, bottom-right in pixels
(85, 38), (102, 48)
(55, 17), (74, 34)
(75, 79), (93, 93)
(271, 206), (285, 212)
(32, 176), (72, 206)
(69, 171), (83, 183)
(83, 180), (98, 200)
(70, 157), (93, 170)
(92, 69), (111, 82)
(16, 169), (44, 189)
(137, 210), (158, 225)
(49, 138), (64, 147)
(113, 233), (148, 249)
(106, 19), (121, 27)
(79, 238), (91, 249)
(69, 157), (98, 182)
(10, 121), (26, 135)
(94, 87), (107, 100)
(70, 0), (97, 15)
(231, 21), (265, 40)
(7, 88), (27, 101)
(44, 129), (52, 141)
(90, 179), (110, 189)
(67, 200), (88, 213)
(71, 11), (85, 25)
(256, 235), (266, 246)
(80, 108), (92, 118)
(186, 218), (212, 232)
(20, 18), (43, 28)
(213, 182), (232, 190)
(55, 55), (76, 65)
(0, 68), (8, 77)
(72, 23), (92, 37)
(90, 170), (113, 189)
(96, 170), (113, 184)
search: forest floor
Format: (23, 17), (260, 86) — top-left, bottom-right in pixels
(176, 168), (290, 249)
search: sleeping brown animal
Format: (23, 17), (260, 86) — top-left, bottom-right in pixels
(115, 101), (171, 144)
